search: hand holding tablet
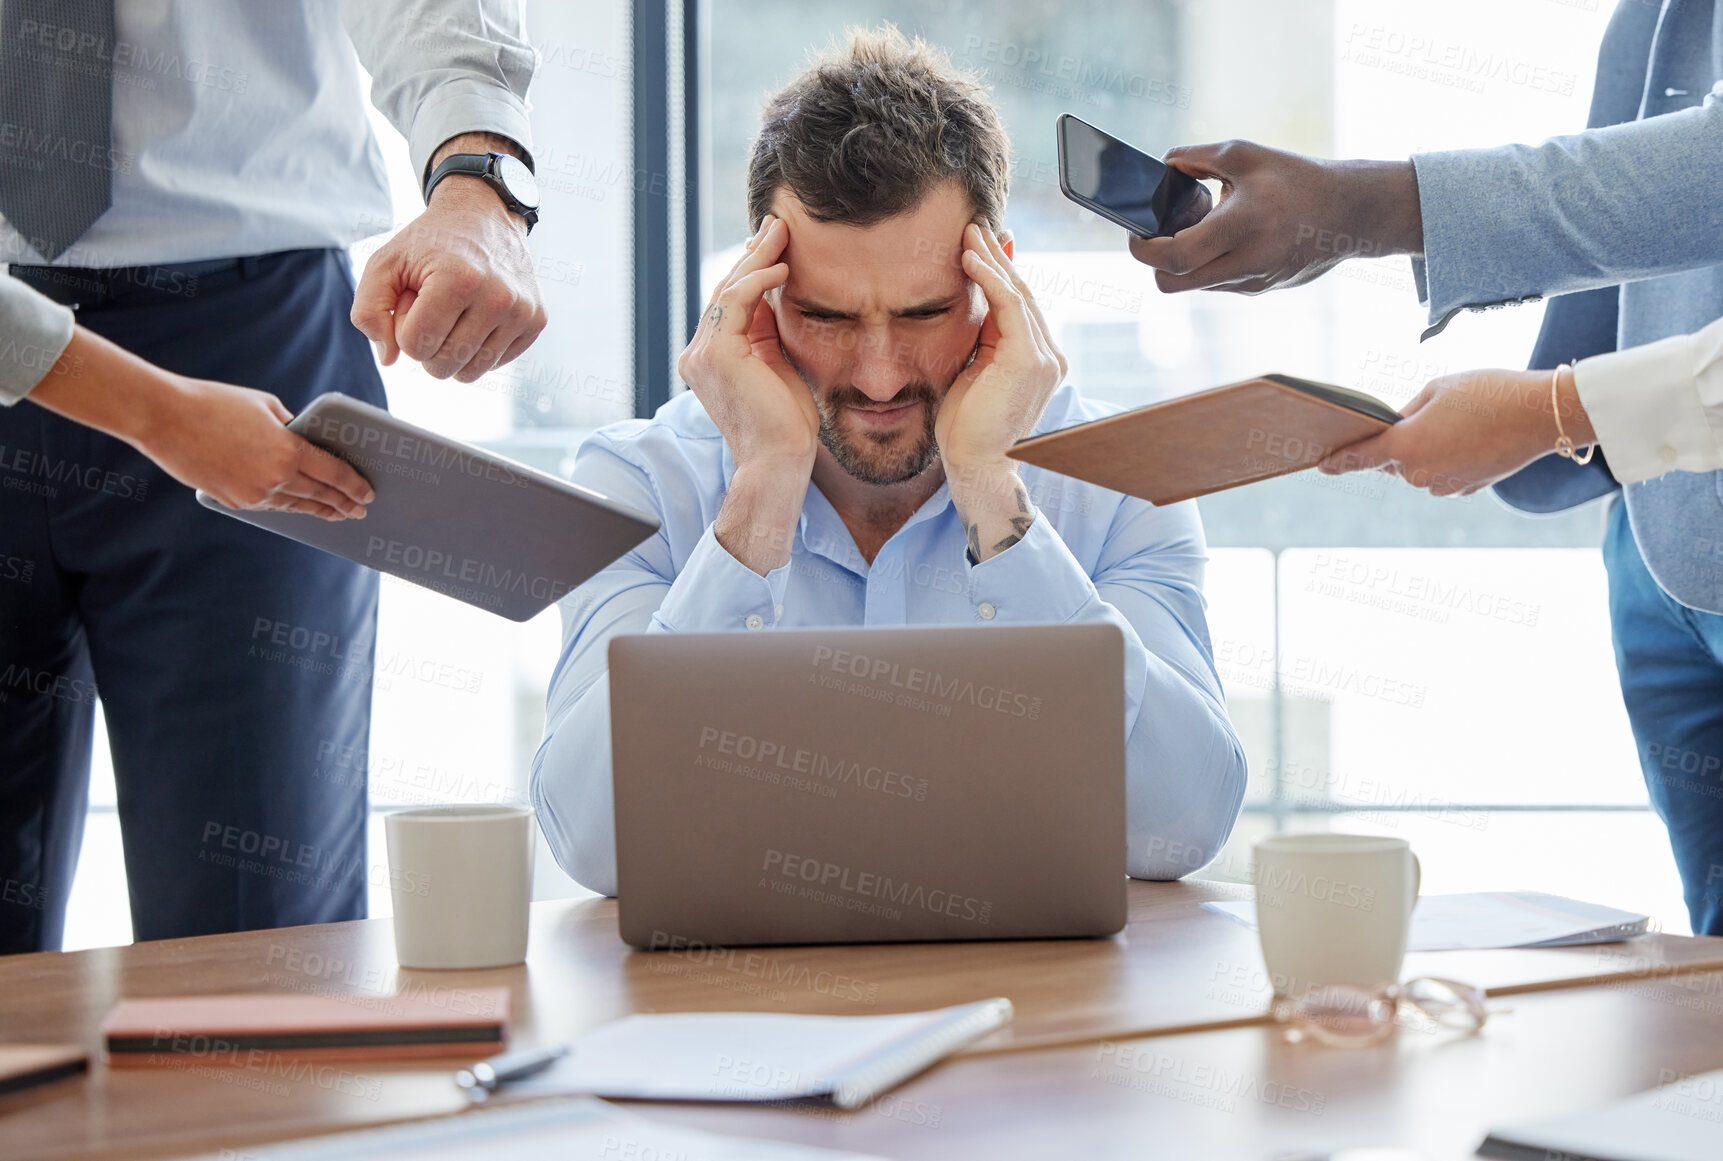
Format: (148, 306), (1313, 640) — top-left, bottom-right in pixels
(197, 394), (659, 621)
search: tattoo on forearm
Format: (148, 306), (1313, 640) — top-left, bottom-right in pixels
(990, 523), (1030, 556)
(990, 481), (1035, 555)
(966, 479), (1036, 561)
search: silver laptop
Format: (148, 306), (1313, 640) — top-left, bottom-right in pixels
(197, 393), (658, 621)
(609, 624), (1127, 948)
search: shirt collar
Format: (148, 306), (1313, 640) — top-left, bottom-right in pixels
(721, 437), (959, 571)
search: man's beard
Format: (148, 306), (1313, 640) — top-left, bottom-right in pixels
(815, 381), (942, 486)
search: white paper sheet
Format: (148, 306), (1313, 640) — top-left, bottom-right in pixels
(173, 1097), (885, 1160)
(1201, 890), (1649, 952)
(501, 998), (1013, 1108)
(1480, 1068), (1723, 1161)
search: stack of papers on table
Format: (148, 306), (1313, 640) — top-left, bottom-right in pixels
(1201, 891), (1649, 951)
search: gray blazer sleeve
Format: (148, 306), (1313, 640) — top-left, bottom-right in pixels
(1410, 80), (1723, 334)
(0, 275), (75, 406)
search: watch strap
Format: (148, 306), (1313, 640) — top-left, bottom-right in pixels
(423, 152), (494, 203)
(423, 152), (539, 233)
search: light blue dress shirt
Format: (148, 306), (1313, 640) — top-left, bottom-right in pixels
(531, 384), (1249, 898)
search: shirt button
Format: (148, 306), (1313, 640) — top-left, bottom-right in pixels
(744, 614), (764, 630)
(977, 601), (997, 620)
(1659, 446), (1678, 465)
(774, 604), (784, 621)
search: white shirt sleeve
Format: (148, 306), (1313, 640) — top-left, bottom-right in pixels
(0, 276), (75, 406)
(339, 0), (538, 186)
(1572, 314), (1723, 484)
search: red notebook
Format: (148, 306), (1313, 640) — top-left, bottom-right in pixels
(101, 989), (509, 1067)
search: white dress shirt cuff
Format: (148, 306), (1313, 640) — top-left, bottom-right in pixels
(651, 524), (790, 633)
(1573, 321), (1723, 484)
(409, 79), (537, 187)
(0, 279), (75, 406)
(965, 514), (1096, 625)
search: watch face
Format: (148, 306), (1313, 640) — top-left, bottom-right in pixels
(495, 154), (540, 210)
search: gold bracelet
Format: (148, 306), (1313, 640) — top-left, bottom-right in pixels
(1551, 363), (1595, 465)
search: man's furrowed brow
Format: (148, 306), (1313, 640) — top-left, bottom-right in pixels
(784, 293), (963, 319)
(783, 294), (857, 319)
(890, 294), (964, 317)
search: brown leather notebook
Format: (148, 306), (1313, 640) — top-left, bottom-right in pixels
(101, 988), (510, 1067)
(1008, 374), (1401, 505)
(0, 1044), (88, 1096)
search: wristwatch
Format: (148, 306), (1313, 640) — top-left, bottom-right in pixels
(423, 151), (541, 233)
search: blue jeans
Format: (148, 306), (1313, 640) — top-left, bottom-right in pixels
(1604, 497), (1723, 935)
(0, 249), (383, 953)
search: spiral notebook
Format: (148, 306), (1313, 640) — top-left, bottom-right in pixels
(491, 998), (1012, 1109)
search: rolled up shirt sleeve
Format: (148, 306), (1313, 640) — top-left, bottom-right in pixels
(1573, 314), (1723, 484)
(339, 0), (537, 185)
(0, 276), (75, 406)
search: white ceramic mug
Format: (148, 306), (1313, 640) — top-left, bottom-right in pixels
(384, 804), (535, 969)
(1252, 833), (1421, 998)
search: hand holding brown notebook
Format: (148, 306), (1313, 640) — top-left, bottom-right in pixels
(1007, 374), (1401, 506)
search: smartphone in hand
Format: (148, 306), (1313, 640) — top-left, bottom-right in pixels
(1056, 114), (1209, 238)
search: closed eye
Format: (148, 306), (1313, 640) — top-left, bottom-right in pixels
(795, 306), (951, 320)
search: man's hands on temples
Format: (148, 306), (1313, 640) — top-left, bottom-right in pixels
(674, 213), (1069, 575)
(677, 214), (817, 575)
(939, 223), (1066, 563)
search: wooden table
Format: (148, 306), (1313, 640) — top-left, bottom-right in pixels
(4, 880), (1723, 1160)
(644, 975), (1723, 1160)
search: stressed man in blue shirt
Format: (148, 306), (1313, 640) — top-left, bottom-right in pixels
(531, 28), (1246, 897)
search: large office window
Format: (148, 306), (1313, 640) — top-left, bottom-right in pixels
(695, 1), (1687, 928)
(59, 0), (1687, 949)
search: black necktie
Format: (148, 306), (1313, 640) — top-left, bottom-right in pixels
(0, 0), (116, 261)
